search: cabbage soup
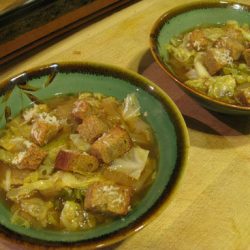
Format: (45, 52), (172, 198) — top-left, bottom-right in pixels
(166, 20), (250, 106)
(0, 92), (158, 231)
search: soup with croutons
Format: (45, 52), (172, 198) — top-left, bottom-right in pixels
(166, 20), (250, 106)
(0, 93), (158, 231)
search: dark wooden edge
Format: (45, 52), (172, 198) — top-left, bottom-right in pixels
(0, 0), (138, 66)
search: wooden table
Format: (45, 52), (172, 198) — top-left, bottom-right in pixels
(0, 0), (250, 249)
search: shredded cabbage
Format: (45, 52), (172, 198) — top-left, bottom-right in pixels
(7, 171), (103, 201)
(43, 133), (68, 161)
(2, 169), (11, 191)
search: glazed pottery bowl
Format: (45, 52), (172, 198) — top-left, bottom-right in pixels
(150, 1), (250, 115)
(0, 62), (189, 248)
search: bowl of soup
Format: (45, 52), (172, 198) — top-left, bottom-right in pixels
(0, 62), (189, 248)
(150, 1), (250, 115)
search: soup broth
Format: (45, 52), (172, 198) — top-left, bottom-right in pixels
(0, 92), (158, 231)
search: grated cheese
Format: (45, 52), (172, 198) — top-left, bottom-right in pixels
(193, 40), (201, 51)
(22, 104), (39, 122)
(72, 100), (87, 115)
(22, 104), (48, 123)
(98, 185), (127, 208)
(38, 112), (60, 125)
(12, 151), (26, 165)
(213, 49), (233, 65)
(23, 140), (32, 149)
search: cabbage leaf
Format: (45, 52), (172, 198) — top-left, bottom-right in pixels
(60, 201), (96, 231)
(166, 44), (195, 64)
(11, 198), (58, 228)
(223, 64), (250, 84)
(185, 78), (208, 93)
(60, 201), (82, 231)
(193, 53), (210, 78)
(69, 134), (90, 151)
(122, 93), (141, 120)
(108, 146), (149, 180)
(207, 75), (236, 101)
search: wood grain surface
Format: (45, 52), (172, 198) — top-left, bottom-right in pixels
(0, 0), (250, 249)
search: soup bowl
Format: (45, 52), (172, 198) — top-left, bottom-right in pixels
(0, 62), (189, 248)
(150, 1), (250, 115)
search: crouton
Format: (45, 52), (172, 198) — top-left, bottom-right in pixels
(90, 127), (132, 164)
(31, 113), (61, 146)
(243, 49), (250, 67)
(203, 48), (233, 75)
(72, 99), (91, 120)
(188, 29), (210, 51)
(215, 37), (245, 60)
(236, 87), (250, 106)
(77, 115), (108, 143)
(54, 149), (99, 173)
(84, 182), (131, 216)
(12, 142), (47, 170)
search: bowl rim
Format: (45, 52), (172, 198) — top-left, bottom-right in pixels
(0, 61), (190, 248)
(149, 0), (250, 112)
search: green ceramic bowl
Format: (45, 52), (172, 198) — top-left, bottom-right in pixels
(150, 1), (250, 115)
(0, 62), (189, 248)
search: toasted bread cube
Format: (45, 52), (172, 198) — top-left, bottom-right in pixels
(215, 37), (245, 60)
(12, 143), (47, 170)
(203, 48), (232, 75)
(77, 115), (108, 143)
(236, 87), (250, 106)
(72, 100), (91, 120)
(31, 113), (61, 146)
(188, 29), (209, 51)
(90, 127), (132, 164)
(84, 182), (131, 216)
(54, 149), (99, 173)
(243, 49), (250, 67)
